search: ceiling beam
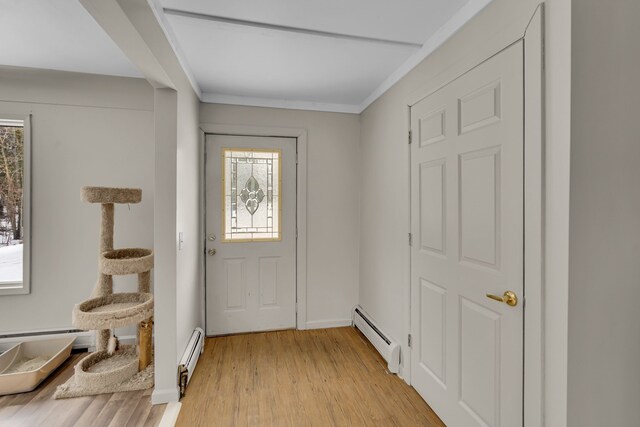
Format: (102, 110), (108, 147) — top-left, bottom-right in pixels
(80, 0), (174, 89)
(201, 92), (361, 114)
(163, 8), (422, 48)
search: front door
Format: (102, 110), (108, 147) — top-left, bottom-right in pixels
(205, 134), (297, 335)
(410, 42), (524, 426)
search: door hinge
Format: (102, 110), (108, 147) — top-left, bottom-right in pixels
(408, 233), (412, 246)
(408, 130), (412, 145)
(408, 334), (412, 348)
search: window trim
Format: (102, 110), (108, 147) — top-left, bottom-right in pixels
(0, 114), (31, 296)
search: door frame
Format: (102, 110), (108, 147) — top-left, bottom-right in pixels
(200, 123), (309, 331)
(405, 5), (544, 426)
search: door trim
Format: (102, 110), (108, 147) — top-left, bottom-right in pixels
(522, 6), (544, 426)
(405, 4), (544, 425)
(200, 123), (309, 331)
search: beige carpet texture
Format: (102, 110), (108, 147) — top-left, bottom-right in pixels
(54, 363), (154, 399)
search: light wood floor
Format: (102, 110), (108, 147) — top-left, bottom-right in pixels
(177, 327), (445, 427)
(0, 352), (165, 427)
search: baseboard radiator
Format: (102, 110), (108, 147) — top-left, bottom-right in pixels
(353, 307), (400, 373)
(178, 327), (205, 397)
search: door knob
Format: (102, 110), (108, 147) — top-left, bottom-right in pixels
(207, 249), (216, 256)
(486, 290), (518, 307)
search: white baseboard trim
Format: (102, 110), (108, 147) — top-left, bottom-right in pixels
(159, 401), (182, 427)
(0, 331), (140, 354)
(117, 334), (136, 345)
(305, 319), (353, 330)
(0, 330), (95, 353)
(152, 387), (180, 405)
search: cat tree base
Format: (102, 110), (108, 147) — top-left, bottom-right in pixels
(54, 363), (154, 399)
(73, 346), (139, 388)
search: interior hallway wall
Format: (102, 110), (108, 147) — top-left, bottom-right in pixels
(357, 1), (571, 425)
(568, 0), (640, 425)
(175, 86), (202, 360)
(0, 66), (154, 334)
(199, 103), (360, 328)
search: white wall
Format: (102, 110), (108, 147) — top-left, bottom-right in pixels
(199, 103), (360, 327)
(152, 86), (179, 403)
(175, 86), (202, 358)
(358, 1), (572, 425)
(567, 1), (640, 426)
(0, 66), (154, 334)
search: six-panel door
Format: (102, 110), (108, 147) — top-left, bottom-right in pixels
(410, 42), (524, 427)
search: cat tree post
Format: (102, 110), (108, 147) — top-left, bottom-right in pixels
(95, 203), (114, 352)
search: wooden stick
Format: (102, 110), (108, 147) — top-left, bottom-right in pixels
(138, 318), (153, 371)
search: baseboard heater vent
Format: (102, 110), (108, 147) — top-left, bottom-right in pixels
(178, 327), (205, 397)
(353, 307), (400, 373)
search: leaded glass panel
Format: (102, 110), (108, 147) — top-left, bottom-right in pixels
(222, 148), (281, 241)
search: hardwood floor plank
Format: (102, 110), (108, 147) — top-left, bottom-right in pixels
(125, 396), (155, 427)
(48, 396), (93, 427)
(107, 390), (145, 427)
(0, 352), (164, 427)
(143, 403), (167, 427)
(176, 327), (445, 427)
(73, 393), (111, 427)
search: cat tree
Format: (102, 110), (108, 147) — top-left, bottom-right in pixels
(55, 187), (154, 399)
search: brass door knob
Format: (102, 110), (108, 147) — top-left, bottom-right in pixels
(207, 249), (216, 256)
(486, 290), (518, 307)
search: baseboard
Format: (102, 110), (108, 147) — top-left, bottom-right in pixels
(152, 387), (180, 405)
(0, 331), (139, 354)
(159, 401), (182, 427)
(117, 334), (136, 346)
(305, 318), (353, 330)
(0, 329), (95, 353)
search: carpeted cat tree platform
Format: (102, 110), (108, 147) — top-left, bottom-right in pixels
(54, 187), (154, 399)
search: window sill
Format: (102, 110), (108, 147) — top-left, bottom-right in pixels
(0, 283), (29, 296)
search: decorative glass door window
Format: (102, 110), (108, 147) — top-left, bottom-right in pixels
(222, 148), (281, 242)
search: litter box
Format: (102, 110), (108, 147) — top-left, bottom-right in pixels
(0, 336), (75, 395)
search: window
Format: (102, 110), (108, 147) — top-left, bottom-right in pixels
(222, 148), (281, 242)
(0, 117), (30, 295)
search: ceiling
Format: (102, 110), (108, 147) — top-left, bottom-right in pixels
(158, 0), (491, 112)
(0, 0), (492, 113)
(0, 0), (141, 78)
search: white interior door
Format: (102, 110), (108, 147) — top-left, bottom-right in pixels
(410, 42), (524, 427)
(205, 134), (296, 335)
